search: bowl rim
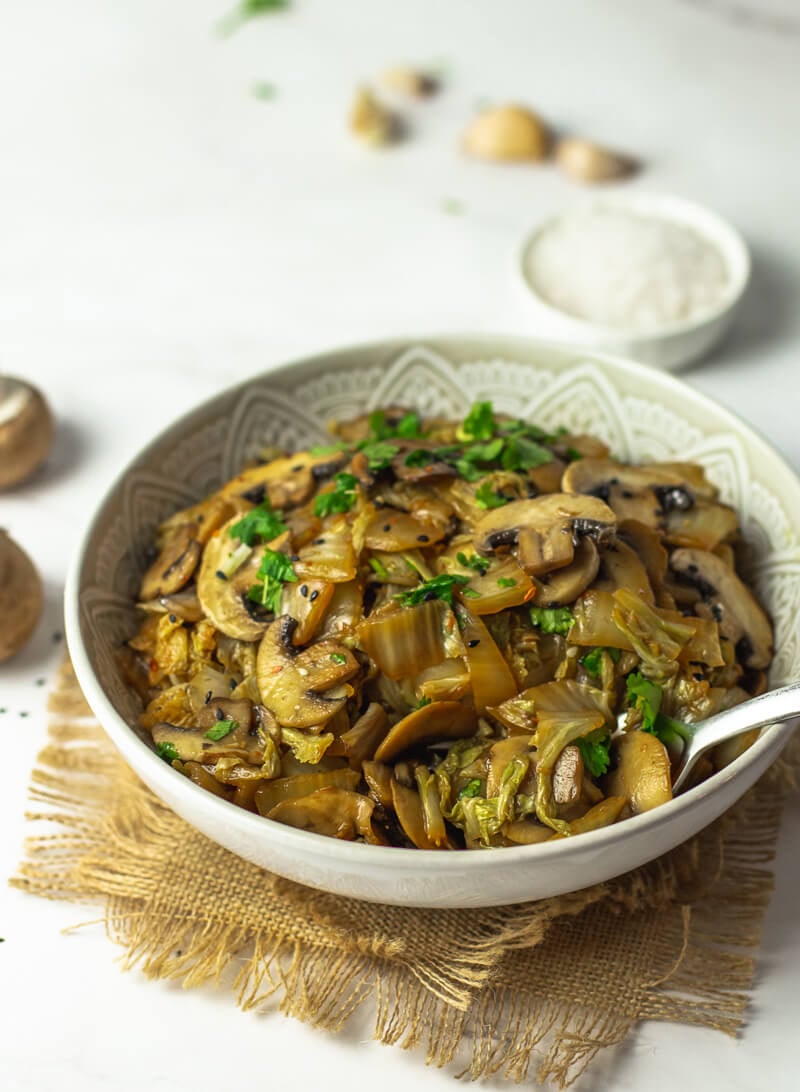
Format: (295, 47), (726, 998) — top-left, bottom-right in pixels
(64, 332), (795, 877)
(517, 192), (752, 341)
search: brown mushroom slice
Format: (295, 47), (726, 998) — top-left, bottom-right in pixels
(458, 556), (536, 615)
(0, 530), (43, 663)
(220, 449), (347, 509)
(137, 587), (205, 624)
(373, 701), (476, 763)
(181, 761), (231, 799)
(254, 768), (360, 816)
(593, 538), (654, 604)
(552, 744), (584, 805)
(607, 730), (672, 814)
(669, 548), (773, 669)
(557, 795), (626, 836)
(159, 494), (239, 547)
(334, 703), (391, 766)
(362, 760), (395, 808)
(663, 501), (739, 551)
(139, 523), (202, 601)
(390, 779), (439, 849)
(391, 448), (456, 483)
(363, 509), (447, 552)
(256, 616), (356, 729)
(534, 538), (600, 608)
(457, 605), (519, 712)
(503, 819), (554, 845)
(196, 518), (277, 641)
(281, 578), (335, 645)
(618, 519), (672, 607)
(294, 526), (357, 583)
(528, 457), (565, 496)
(268, 786), (384, 843)
(474, 494), (616, 578)
(358, 599), (450, 680)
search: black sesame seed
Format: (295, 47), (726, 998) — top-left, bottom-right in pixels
(314, 538), (326, 546)
(382, 524), (391, 532)
(468, 639), (481, 648)
(216, 570), (228, 581)
(289, 554), (300, 563)
(417, 534), (430, 543)
(621, 490), (633, 499)
(292, 464), (304, 473)
(300, 584), (309, 598)
(204, 690), (212, 704)
(168, 613), (177, 623)
(693, 673), (704, 681)
(52, 631), (63, 644)
(229, 679), (237, 690)
(309, 590), (319, 602)
(216, 706), (226, 720)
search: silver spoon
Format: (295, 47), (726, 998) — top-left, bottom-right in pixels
(662, 681), (800, 794)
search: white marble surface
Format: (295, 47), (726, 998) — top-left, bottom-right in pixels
(2, 1), (799, 1089)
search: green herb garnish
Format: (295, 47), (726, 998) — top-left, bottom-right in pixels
(462, 400), (495, 441)
(529, 606), (574, 635)
(576, 730), (611, 777)
(456, 551), (489, 575)
(566, 447), (584, 462)
(218, 0), (288, 37)
(416, 695), (432, 709)
(500, 434), (552, 471)
(155, 741), (180, 764)
(229, 502), (287, 546)
(247, 549), (298, 613)
(497, 577), (517, 588)
(253, 81), (277, 100)
(313, 472), (358, 517)
(474, 482), (508, 509)
(330, 652), (347, 665)
(368, 557), (390, 579)
(625, 672), (662, 732)
(580, 647), (621, 677)
(359, 440), (400, 472)
(395, 573), (470, 607)
(309, 442), (348, 457)
(205, 718), (238, 741)
(458, 778), (483, 800)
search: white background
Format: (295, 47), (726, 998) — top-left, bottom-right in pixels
(2, 1), (800, 1089)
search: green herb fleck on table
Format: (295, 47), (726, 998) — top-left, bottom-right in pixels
(395, 573), (471, 607)
(253, 81), (277, 100)
(218, 0), (288, 38)
(441, 197), (464, 215)
(314, 473), (359, 517)
(205, 718), (239, 741)
(529, 606), (574, 635)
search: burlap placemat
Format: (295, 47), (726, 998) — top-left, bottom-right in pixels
(11, 662), (798, 1088)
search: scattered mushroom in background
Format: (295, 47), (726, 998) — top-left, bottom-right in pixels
(462, 104), (549, 162)
(0, 530), (43, 662)
(0, 377), (54, 490)
(349, 87), (399, 146)
(555, 137), (637, 184)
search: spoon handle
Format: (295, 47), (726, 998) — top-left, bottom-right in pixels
(672, 679), (800, 794)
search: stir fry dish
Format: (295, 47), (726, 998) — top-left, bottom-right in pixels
(123, 403), (774, 849)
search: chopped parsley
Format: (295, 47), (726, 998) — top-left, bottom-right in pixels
(205, 718), (238, 741)
(313, 473), (358, 517)
(416, 695), (432, 709)
(218, 0), (288, 37)
(309, 442), (348, 457)
(329, 652), (347, 665)
(458, 778), (482, 799)
(395, 573), (470, 607)
(155, 741), (180, 763)
(368, 409), (423, 441)
(474, 482), (508, 509)
(456, 551), (490, 575)
(497, 577), (517, 588)
(229, 502), (287, 546)
(359, 440), (400, 471)
(576, 731), (611, 778)
(247, 549), (298, 613)
(529, 606), (574, 635)
(404, 449), (436, 468)
(566, 447), (584, 462)
(396, 412), (423, 439)
(368, 556), (390, 579)
(462, 401), (495, 441)
(500, 434), (552, 471)
(581, 647), (621, 677)
(625, 672), (662, 732)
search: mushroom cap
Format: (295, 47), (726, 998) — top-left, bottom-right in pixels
(0, 377), (54, 490)
(474, 493), (616, 567)
(669, 547), (773, 669)
(0, 530), (43, 662)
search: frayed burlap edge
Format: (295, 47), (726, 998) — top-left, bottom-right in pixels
(10, 661), (798, 1088)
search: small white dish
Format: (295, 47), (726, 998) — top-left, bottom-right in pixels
(65, 335), (799, 908)
(517, 193), (751, 371)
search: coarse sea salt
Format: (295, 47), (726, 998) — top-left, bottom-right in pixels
(524, 206), (731, 331)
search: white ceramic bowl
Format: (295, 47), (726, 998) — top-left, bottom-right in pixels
(517, 194), (751, 371)
(65, 336), (800, 908)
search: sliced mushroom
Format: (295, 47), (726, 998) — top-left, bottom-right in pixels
(669, 548), (773, 669)
(137, 587), (205, 623)
(268, 786), (383, 843)
(362, 760), (395, 808)
(474, 494), (616, 578)
(139, 522), (202, 601)
(152, 698), (261, 765)
(281, 578), (334, 645)
(391, 447), (456, 483)
(552, 744), (584, 805)
(196, 517), (282, 641)
(254, 768), (360, 816)
(373, 700), (476, 763)
(0, 377), (54, 489)
(390, 779), (439, 849)
(534, 538), (600, 607)
(618, 519), (671, 608)
(558, 795), (626, 836)
(256, 616), (360, 729)
(607, 730), (672, 814)
(220, 449), (347, 509)
(593, 538), (654, 604)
